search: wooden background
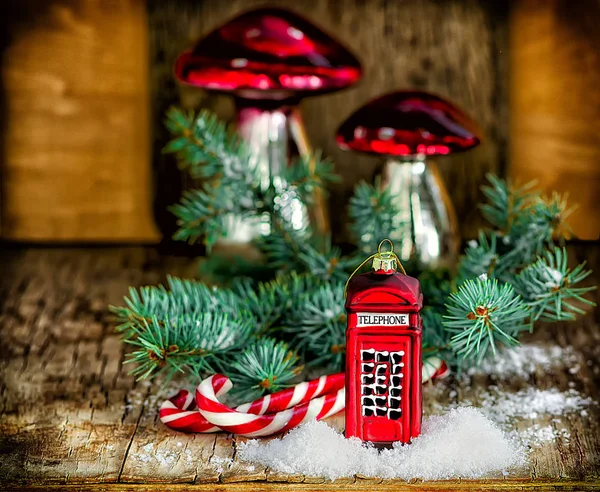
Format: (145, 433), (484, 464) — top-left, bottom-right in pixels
(0, 0), (598, 242)
(0, 0), (159, 242)
(149, 0), (509, 242)
(509, 0), (600, 240)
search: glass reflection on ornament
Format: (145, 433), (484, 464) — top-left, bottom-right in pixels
(336, 91), (481, 267)
(175, 7), (362, 244)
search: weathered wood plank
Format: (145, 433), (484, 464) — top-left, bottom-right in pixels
(0, 245), (599, 490)
(0, 247), (193, 483)
(4, 482), (600, 491)
(119, 380), (223, 484)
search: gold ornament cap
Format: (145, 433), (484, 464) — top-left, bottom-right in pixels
(372, 239), (401, 272)
(344, 239), (406, 298)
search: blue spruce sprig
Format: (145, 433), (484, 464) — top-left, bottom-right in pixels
(224, 338), (302, 403)
(513, 247), (596, 321)
(109, 110), (596, 398)
(444, 278), (531, 363)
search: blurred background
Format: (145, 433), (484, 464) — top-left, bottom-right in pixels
(0, 0), (598, 247)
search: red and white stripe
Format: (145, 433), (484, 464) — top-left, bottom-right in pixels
(196, 374), (345, 437)
(159, 372), (345, 436)
(159, 387), (220, 433)
(422, 356), (451, 382)
(159, 361), (448, 436)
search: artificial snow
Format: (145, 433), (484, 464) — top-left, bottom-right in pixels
(426, 379), (595, 447)
(468, 343), (578, 380)
(129, 441), (196, 468)
(515, 424), (571, 448)
(211, 456), (234, 474)
(481, 386), (594, 446)
(479, 387), (593, 425)
(542, 267), (564, 289)
(238, 408), (525, 481)
(424, 343), (595, 446)
(239, 342), (593, 481)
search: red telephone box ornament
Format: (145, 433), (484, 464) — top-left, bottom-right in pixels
(345, 239), (423, 445)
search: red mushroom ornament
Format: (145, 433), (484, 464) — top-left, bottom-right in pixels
(336, 91), (481, 267)
(176, 8), (361, 242)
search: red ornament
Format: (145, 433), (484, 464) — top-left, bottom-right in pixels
(336, 92), (482, 267)
(175, 7), (361, 98)
(335, 91), (480, 156)
(175, 8), (361, 242)
(344, 240), (423, 445)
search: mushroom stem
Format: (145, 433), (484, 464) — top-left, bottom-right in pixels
(231, 102), (328, 242)
(237, 104), (293, 191)
(380, 156), (459, 267)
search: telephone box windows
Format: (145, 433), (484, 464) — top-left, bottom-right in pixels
(359, 348), (405, 421)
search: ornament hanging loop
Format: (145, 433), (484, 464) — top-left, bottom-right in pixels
(344, 239), (407, 298)
(372, 239), (406, 276)
(377, 239), (406, 275)
(378, 238), (394, 255)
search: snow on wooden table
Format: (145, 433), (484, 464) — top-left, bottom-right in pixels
(0, 246), (599, 491)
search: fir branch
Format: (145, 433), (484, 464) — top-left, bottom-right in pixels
(504, 196), (560, 263)
(164, 107), (255, 181)
(281, 151), (340, 198)
(257, 230), (353, 281)
(110, 276), (242, 340)
(513, 247), (596, 321)
(169, 184), (257, 248)
(256, 231), (312, 271)
(273, 270), (327, 305)
(475, 176), (575, 279)
(223, 338), (302, 403)
(164, 108), (286, 249)
(348, 179), (400, 252)
(164, 108), (344, 251)
(529, 192), (574, 241)
(480, 173), (537, 234)
(422, 307), (452, 360)
(419, 268), (454, 311)
(198, 254), (276, 286)
(282, 280), (347, 369)
(443, 278), (530, 363)
(124, 313), (254, 381)
(457, 231), (514, 282)
(297, 243), (354, 282)
(116, 103), (597, 389)
(231, 278), (285, 334)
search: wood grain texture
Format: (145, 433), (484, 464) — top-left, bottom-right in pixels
(1, 0), (159, 242)
(5, 484), (600, 492)
(148, 0), (509, 241)
(509, 0), (600, 240)
(0, 244), (599, 489)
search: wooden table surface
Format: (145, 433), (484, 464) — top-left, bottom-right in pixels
(1, 245), (599, 491)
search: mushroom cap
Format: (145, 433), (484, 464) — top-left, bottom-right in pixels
(175, 7), (361, 100)
(336, 91), (481, 156)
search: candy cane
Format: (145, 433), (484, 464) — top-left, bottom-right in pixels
(159, 372), (345, 434)
(423, 356), (450, 382)
(159, 387), (221, 433)
(159, 360), (448, 436)
(196, 374), (345, 437)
